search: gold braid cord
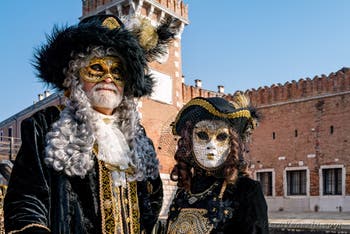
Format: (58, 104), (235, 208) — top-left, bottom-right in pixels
(167, 208), (213, 234)
(8, 223), (50, 234)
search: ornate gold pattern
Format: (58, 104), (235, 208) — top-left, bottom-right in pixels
(115, 181), (140, 234)
(79, 56), (125, 87)
(127, 181), (140, 234)
(99, 160), (117, 234)
(167, 208), (213, 234)
(8, 223), (50, 234)
(102, 17), (121, 30)
(95, 145), (140, 234)
(115, 186), (124, 234)
(173, 98), (251, 134)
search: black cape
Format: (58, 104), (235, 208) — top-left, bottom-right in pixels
(4, 106), (163, 234)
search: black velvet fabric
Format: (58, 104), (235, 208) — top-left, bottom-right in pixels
(167, 176), (269, 234)
(4, 106), (163, 234)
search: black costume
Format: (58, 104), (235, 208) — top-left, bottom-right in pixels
(4, 106), (163, 233)
(4, 14), (180, 234)
(167, 176), (268, 233)
(166, 96), (269, 234)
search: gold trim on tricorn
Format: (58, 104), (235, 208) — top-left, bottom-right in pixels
(173, 98), (251, 134)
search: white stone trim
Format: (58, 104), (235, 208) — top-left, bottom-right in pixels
(145, 0), (189, 24)
(149, 69), (173, 104)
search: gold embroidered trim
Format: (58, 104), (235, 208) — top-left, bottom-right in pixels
(167, 208), (213, 234)
(115, 186), (124, 234)
(115, 182), (140, 234)
(96, 143), (117, 234)
(8, 223), (50, 234)
(127, 181), (140, 234)
(95, 145), (140, 234)
(173, 98), (251, 134)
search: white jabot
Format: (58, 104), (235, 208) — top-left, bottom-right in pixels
(92, 110), (134, 187)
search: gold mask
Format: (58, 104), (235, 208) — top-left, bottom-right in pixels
(79, 56), (125, 87)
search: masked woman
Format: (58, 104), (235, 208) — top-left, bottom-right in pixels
(166, 94), (269, 234)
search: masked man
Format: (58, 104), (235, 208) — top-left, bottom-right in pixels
(4, 14), (178, 234)
(166, 94), (269, 234)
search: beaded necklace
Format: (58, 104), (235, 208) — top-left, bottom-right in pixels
(185, 180), (227, 205)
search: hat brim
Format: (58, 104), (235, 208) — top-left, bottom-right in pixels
(172, 97), (252, 136)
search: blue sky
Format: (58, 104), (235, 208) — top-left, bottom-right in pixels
(1, 0), (349, 121)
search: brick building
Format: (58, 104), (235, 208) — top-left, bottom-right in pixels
(245, 68), (350, 212)
(0, 0), (349, 216)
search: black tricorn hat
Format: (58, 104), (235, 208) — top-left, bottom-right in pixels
(33, 14), (153, 97)
(172, 94), (259, 139)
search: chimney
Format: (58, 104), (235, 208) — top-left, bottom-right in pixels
(44, 90), (51, 98)
(195, 79), (202, 88)
(38, 94), (44, 101)
(218, 85), (224, 93)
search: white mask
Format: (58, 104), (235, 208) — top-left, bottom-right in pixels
(192, 120), (230, 169)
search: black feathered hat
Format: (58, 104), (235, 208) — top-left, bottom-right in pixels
(34, 14), (178, 97)
(172, 93), (259, 140)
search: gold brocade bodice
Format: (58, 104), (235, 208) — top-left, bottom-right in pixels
(167, 208), (213, 234)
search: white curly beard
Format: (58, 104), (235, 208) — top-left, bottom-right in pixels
(86, 83), (123, 110)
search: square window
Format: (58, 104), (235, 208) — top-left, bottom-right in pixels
(287, 170), (306, 195)
(323, 168), (342, 195)
(257, 171), (273, 196)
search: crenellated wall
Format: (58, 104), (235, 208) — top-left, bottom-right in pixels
(246, 67), (350, 106)
(181, 83), (220, 103)
(82, 0), (188, 19)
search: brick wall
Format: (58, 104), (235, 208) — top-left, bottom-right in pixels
(247, 68), (350, 196)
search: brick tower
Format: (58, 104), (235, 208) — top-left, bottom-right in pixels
(82, 0), (189, 217)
